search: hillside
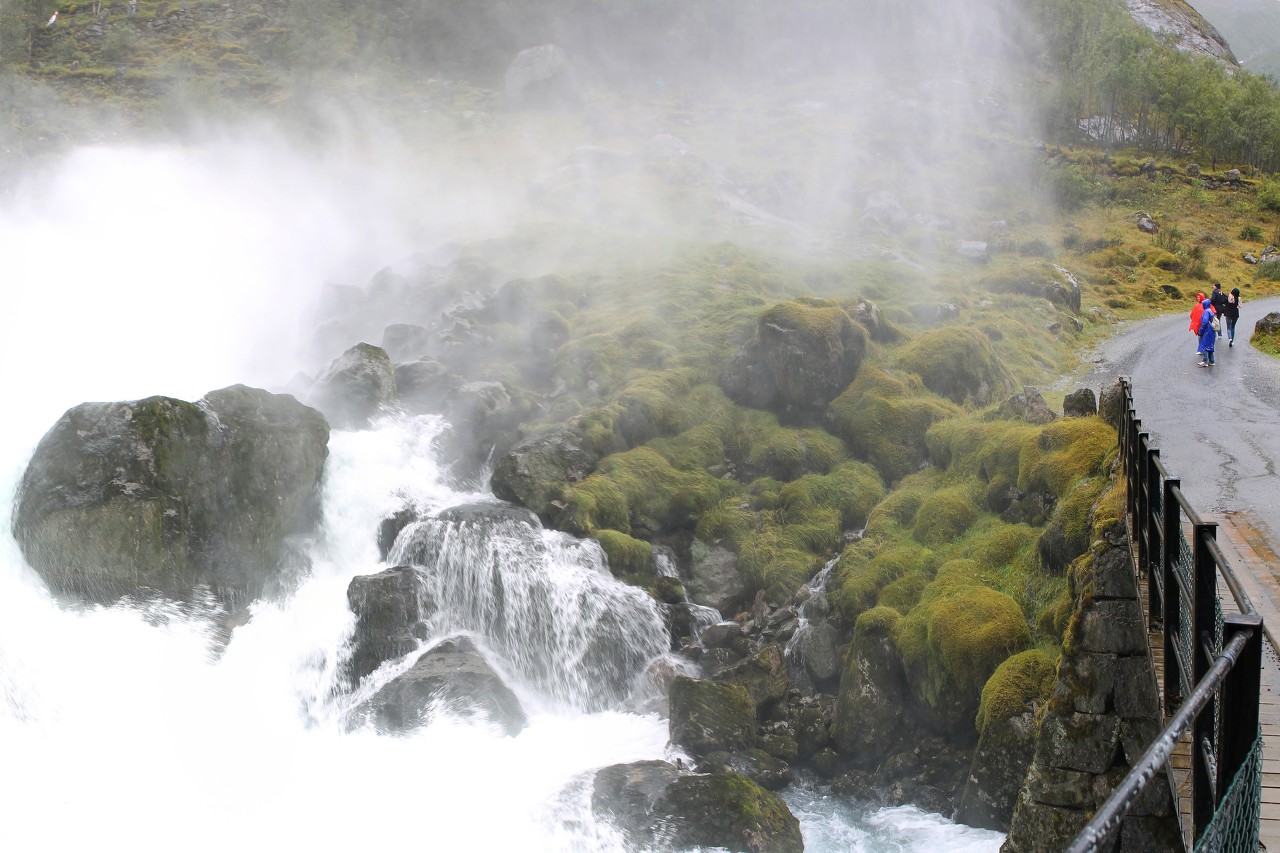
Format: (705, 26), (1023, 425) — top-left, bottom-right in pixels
(1193, 0), (1280, 79)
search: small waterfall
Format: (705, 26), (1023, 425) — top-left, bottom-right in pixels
(654, 549), (722, 642)
(785, 551), (845, 693)
(388, 508), (671, 712)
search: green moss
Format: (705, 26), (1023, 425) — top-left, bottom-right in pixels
(594, 529), (653, 578)
(896, 326), (1015, 406)
(863, 469), (942, 538)
(976, 649), (1057, 733)
(877, 572), (929, 613)
(563, 446), (735, 534)
(746, 423), (847, 480)
(926, 416), (1038, 485)
(827, 368), (959, 485)
(1019, 416), (1116, 498)
(912, 482), (981, 546)
(832, 541), (929, 623)
(894, 579), (1031, 710)
(778, 461), (885, 530)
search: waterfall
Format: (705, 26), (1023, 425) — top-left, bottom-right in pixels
(385, 507), (671, 712)
(0, 142), (1003, 853)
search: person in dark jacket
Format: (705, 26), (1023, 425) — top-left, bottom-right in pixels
(1223, 287), (1242, 346)
(1210, 282), (1228, 336)
(1198, 298), (1217, 366)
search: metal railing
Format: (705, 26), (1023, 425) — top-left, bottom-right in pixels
(1068, 377), (1263, 853)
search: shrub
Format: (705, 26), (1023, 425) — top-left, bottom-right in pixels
(1239, 224), (1265, 241)
(1259, 179), (1280, 213)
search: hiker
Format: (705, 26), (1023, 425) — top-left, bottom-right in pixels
(1197, 298), (1217, 367)
(1223, 287), (1242, 347)
(1210, 282), (1228, 336)
(1189, 291), (1208, 333)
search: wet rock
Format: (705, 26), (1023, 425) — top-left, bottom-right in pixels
(956, 707), (1039, 831)
(669, 676), (757, 758)
(1062, 387), (1097, 418)
(998, 387), (1056, 424)
(700, 748), (793, 790)
(12, 386), (328, 611)
(719, 300), (867, 425)
(490, 427), (599, 524)
(346, 565), (436, 683)
(308, 342), (396, 428)
(687, 545), (749, 616)
(593, 762), (802, 853)
(653, 772), (803, 853)
(353, 636), (526, 736)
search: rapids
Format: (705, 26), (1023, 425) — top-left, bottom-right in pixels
(0, 143), (1004, 852)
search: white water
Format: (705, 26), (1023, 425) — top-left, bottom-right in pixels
(0, 143), (1003, 851)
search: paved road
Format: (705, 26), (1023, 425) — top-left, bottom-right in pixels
(1077, 295), (1280, 539)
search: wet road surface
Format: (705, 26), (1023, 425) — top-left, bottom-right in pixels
(1078, 296), (1280, 539)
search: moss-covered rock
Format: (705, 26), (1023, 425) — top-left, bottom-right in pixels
(720, 298), (867, 425)
(897, 326), (1016, 406)
(894, 576), (1031, 731)
(669, 676), (757, 758)
(490, 426), (600, 523)
(13, 386), (329, 611)
(826, 367), (959, 485)
(831, 605), (908, 768)
(960, 651), (1059, 831)
(912, 482), (981, 546)
(594, 529), (654, 579)
(653, 771), (804, 853)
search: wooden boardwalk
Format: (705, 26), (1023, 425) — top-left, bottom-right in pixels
(1145, 510), (1280, 851)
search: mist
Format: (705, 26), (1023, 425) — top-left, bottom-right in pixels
(0, 2), (1046, 848)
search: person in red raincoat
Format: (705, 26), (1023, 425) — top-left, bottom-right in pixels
(1189, 291), (1208, 332)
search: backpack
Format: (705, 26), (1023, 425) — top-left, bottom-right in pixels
(1211, 313), (1221, 333)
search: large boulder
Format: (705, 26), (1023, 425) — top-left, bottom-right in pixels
(592, 762), (802, 853)
(669, 676), (757, 759)
(956, 650), (1056, 831)
(352, 636), (526, 736)
(346, 565), (437, 684)
(686, 544), (749, 616)
(490, 427), (600, 523)
(308, 342), (396, 428)
(439, 380), (539, 473)
(720, 299), (867, 425)
(12, 385), (328, 610)
(832, 606), (909, 769)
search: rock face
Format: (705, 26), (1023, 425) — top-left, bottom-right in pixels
(308, 342), (396, 428)
(592, 762), (803, 853)
(346, 565), (436, 684)
(353, 636), (526, 736)
(1002, 529), (1179, 851)
(1125, 0), (1237, 65)
(719, 300), (867, 425)
(12, 385), (329, 610)
(669, 676), (757, 758)
(490, 427), (600, 523)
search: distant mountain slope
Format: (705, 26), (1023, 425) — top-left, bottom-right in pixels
(1190, 0), (1280, 78)
(1126, 0), (1237, 65)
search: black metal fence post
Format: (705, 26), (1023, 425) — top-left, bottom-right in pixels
(1163, 477), (1181, 713)
(1220, 615), (1262, 800)
(1191, 520), (1219, 840)
(1146, 447), (1161, 627)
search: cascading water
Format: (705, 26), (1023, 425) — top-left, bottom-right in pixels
(0, 143), (1005, 852)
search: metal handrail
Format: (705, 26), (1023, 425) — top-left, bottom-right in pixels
(1069, 377), (1263, 852)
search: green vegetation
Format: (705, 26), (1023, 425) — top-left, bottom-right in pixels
(975, 649), (1057, 733)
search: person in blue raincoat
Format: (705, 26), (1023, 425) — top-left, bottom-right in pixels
(1197, 298), (1216, 366)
